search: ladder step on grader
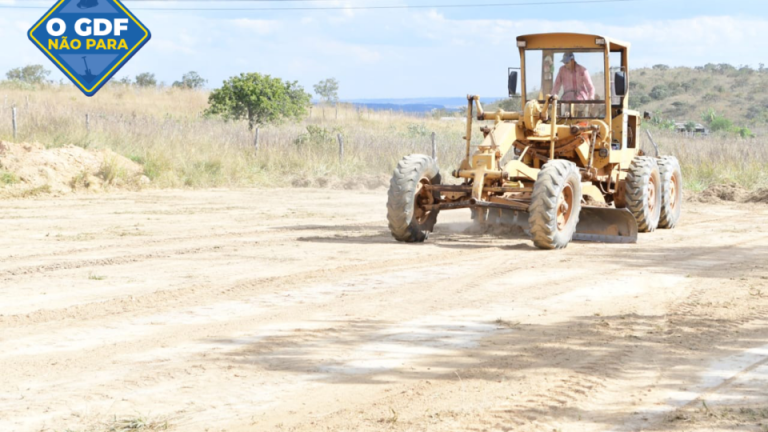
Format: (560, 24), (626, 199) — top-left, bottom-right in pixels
(386, 33), (683, 250)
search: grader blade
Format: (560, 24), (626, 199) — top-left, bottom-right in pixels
(573, 207), (638, 244)
(487, 208), (530, 231)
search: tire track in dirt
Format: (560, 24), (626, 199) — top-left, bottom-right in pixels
(0, 223), (388, 278)
(441, 232), (768, 432)
(0, 220), (387, 267)
(0, 244), (509, 328)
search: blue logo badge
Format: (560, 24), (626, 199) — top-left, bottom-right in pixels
(28, 0), (151, 97)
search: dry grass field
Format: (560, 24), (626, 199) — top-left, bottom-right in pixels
(0, 83), (767, 193)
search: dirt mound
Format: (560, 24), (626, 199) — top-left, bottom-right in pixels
(689, 183), (768, 205)
(0, 141), (147, 197)
(745, 188), (768, 204)
(690, 182), (749, 204)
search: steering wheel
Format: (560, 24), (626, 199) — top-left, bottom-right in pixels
(561, 90), (578, 101)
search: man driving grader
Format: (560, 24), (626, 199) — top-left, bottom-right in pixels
(386, 33), (683, 250)
(553, 52), (596, 102)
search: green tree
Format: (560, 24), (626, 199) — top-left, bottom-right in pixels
(135, 72), (157, 88)
(205, 72), (311, 129)
(5, 65), (50, 84)
(684, 121), (697, 132)
(313, 78), (339, 104)
(173, 71), (207, 90)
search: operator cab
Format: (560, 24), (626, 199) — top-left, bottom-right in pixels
(514, 33), (629, 122)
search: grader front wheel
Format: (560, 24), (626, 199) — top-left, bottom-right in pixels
(529, 160), (583, 250)
(387, 155), (441, 243)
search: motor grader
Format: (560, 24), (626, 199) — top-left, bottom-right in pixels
(387, 33), (683, 249)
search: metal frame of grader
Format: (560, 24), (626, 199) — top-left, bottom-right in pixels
(420, 33), (645, 243)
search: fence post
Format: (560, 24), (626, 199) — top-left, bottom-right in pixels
(309, 105), (313, 118)
(3, 95), (6, 109)
(254, 126), (260, 151)
(12, 107), (17, 140)
(25, 96), (29, 109)
(337, 133), (344, 163)
(335, 104), (338, 120)
(86, 113), (90, 133)
(431, 131), (437, 162)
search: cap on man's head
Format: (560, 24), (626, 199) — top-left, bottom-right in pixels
(561, 52), (575, 64)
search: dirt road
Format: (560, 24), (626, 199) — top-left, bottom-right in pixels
(1, 189), (767, 432)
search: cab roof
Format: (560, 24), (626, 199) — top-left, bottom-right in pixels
(516, 33), (630, 51)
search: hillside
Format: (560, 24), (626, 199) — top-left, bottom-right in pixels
(488, 63), (768, 135)
(628, 64), (768, 131)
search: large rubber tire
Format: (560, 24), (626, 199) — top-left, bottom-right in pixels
(529, 160), (582, 250)
(658, 156), (683, 229)
(625, 156), (662, 233)
(387, 155), (441, 243)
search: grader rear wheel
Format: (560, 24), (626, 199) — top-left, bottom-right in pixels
(387, 155), (441, 243)
(658, 156), (683, 229)
(529, 160), (582, 250)
(625, 156), (662, 233)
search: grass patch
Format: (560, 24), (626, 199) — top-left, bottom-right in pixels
(102, 414), (170, 432)
(88, 272), (106, 280)
(70, 170), (93, 189)
(0, 170), (19, 185)
(61, 413), (171, 432)
(98, 156), (128, 186)
(19, 184), (51, 197)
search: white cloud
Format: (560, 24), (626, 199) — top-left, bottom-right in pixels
(152, 39), (195, 55)
(232, 18), (280, 35)
(14, 20), (30, 33)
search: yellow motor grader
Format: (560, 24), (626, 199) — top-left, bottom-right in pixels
(387, 33), (683, 249)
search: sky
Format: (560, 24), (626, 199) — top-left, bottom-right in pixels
(1, 0), (767, 99)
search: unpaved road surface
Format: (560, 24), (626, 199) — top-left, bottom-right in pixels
(1, 189), (768, 432)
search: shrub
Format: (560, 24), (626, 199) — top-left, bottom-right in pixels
(406, 123), (429, 138)
(738, 127), (754, 138)
(172, 71), (207, 90)
(205, 72), (311, 129)
(294, 125), (343, 147)
(135, 72), (157, 88)
(6, 64), (50, 84)
(629, 94), (651, 109)
(710, 116), (733, 132)
(650, 85), (669, 100)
